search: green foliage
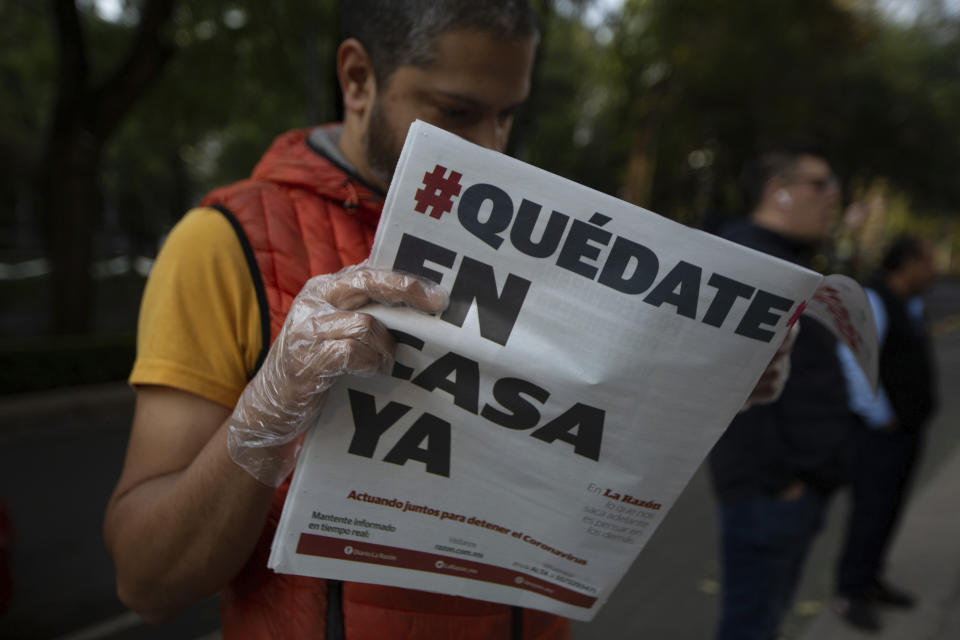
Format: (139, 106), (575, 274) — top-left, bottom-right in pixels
(0, 1), (54, 219)
(4, 0), (957, 243)
(102, 0), (341, 239)
(585, 0), (960, 221)
(520, 4), (624, 192)
(1, 0), (958, 351)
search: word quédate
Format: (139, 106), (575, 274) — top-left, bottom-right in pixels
(396, 180), (801, 347)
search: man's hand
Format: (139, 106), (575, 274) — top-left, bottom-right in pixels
(743, 323), (800, 410)
(228, 263), (448, 487)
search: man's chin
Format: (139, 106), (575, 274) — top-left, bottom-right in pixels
(362, 142), (399, 193)
(367, 166), (393, 193)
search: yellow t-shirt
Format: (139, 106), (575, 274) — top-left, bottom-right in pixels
(129, 206), (262, 408)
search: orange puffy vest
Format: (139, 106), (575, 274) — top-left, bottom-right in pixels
(202, 127), (571, 640)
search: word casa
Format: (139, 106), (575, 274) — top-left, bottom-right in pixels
(344, 334), (606, 477)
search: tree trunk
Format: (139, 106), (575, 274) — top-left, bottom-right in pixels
(40, 0), (174, 334)
(620, 76), (669, 209)
(622, 123), (658, 208)
(507, 0), (553, 160)
(40, 120), (103, 333)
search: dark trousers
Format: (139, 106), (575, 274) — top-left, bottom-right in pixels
(836, 426), (923, 597)
(716, 490), (826, 640)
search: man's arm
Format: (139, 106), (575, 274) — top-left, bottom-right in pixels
(743, 322), (800, 409)
(837, 288), (895, 428)
(104, 265), (448, 622)
(104, 386), (273, 622)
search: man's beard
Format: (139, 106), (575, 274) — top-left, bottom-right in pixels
(364, 97), (404, 190)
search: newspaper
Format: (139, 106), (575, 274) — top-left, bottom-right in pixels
(268, 120), (877, 621)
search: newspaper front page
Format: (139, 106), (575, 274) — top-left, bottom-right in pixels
(268, 121), (870, 620)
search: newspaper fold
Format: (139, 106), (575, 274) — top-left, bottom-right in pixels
(269, 121), (877, 620)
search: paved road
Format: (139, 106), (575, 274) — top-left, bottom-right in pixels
(0, 387), (220, 640)
(798, 421), (960, 640)
(1, 281), (958, 639)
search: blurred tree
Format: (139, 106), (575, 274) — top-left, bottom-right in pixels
(832, 3), (960, 214)
(601, 0), (867, 222)
(0, 0), (341, 334)
(586, 0), (960, 225)
(102, 1), (340, 249)
(3, 0), (958, 339)
(39, 0), (175, 334)
(511, 0), (634, 197)
(0, 2), (53, 250)
(515, 2), (606, 174)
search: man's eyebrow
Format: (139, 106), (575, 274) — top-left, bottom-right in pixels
(430, 91), (485, 108)
(431, 91), (524, 112)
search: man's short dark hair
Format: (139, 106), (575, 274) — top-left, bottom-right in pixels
(341, 0), (539, 85)
(881, 234), (926, 273)
(739, 141), (829, 214)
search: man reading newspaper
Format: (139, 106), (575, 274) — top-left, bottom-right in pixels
(105, 2), (800, 638)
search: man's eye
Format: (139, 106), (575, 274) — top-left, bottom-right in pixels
(439, 106), (471, 120)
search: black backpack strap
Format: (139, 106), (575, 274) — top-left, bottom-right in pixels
(326, 579), (345, 640)
(209, 202), (271, 377)
(512, 606), (524, 640)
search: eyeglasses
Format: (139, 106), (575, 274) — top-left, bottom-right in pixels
(788, 174), (839, 193)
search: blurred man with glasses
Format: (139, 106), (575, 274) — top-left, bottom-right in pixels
(709, 143), (852, 640)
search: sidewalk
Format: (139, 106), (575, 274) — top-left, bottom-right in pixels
(0, 381), (133, 437)
(797, 440), (960, 640)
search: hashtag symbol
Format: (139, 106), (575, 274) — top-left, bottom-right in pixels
(413, 164), (463, 219)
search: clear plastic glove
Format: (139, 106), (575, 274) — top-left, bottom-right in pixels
(742, 322), (800, 410)
(227, 263), (448, 487)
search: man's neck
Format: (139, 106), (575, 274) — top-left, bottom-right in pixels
(749, 211), (814, 248)
(337, 118), (385, 192)
(884, 272), (913, 300)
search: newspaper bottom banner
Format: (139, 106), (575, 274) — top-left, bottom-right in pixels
(295, 533), (599, 609)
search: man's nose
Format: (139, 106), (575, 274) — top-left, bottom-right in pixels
(463, 119), (508, 152)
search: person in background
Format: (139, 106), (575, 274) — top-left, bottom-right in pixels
(709, 143), (854, 640)
(833, 234), (939, 632)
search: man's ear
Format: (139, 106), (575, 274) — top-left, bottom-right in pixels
(763, 177), (788, 210)
(774, 189), (793, 209)
(337, 38), (376, 119)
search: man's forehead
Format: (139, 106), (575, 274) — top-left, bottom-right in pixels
(427, 30), (535, 72)
(793, 154), (832, 175)
(388, 30), (535, 101)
